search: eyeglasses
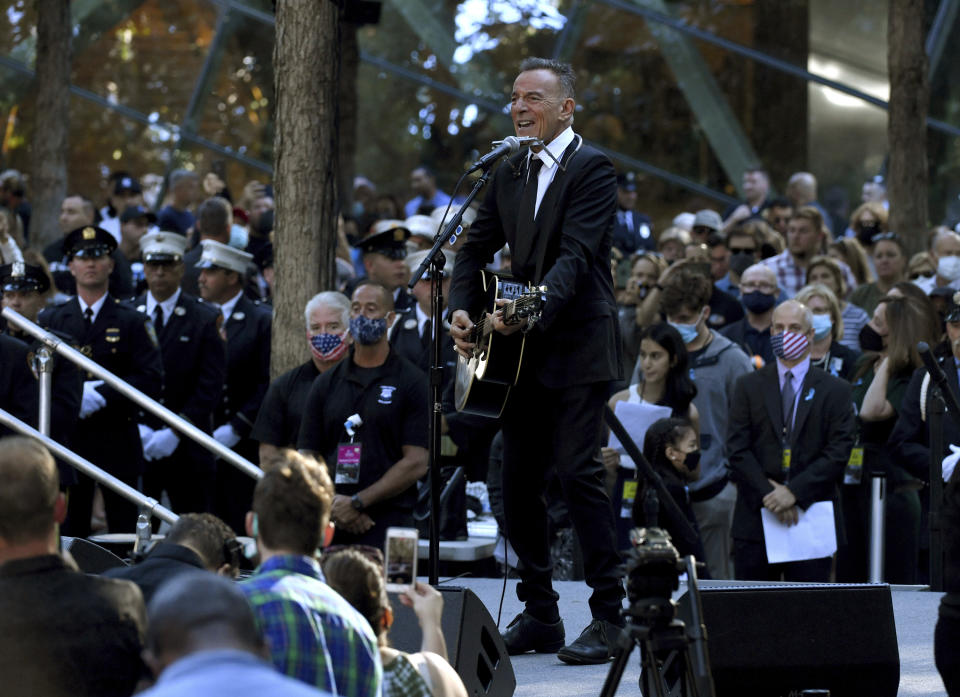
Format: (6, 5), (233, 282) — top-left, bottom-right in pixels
(909, 271), (935, 280)
(729, 247), (756, 255)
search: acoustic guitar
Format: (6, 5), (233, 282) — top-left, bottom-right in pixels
(454, 270), (546, 417)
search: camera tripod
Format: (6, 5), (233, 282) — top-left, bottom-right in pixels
(598, 555), (715, 697)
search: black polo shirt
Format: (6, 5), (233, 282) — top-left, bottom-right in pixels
(252, 359), (321, 448)
(297, 347), (427, 512)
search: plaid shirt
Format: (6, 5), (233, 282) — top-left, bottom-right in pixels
(383, 653), (432, 697)
(241, 555), (382, 697)
(762, 250), (858, 298)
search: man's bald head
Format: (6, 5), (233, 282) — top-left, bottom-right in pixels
(740, 263), (777, 287)
(146, 572), (265, 675)
(0, 437), (60, 544)
(786, 172), (817, 205)
(772, 299), (813, 335)
(930, 230), (960, 261)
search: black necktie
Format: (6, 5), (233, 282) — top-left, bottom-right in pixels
(514, 157), (544, 268)
(421, 318), (432, 350)
(154, 304), (165, 333)
(83, 307), (93, 330)
(782, 370), (796, 438)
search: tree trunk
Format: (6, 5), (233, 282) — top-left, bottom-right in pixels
(271, 0), (340, 378)
(338, 21), (359, 216)
(888, 0), (929, 254)
(29, 0), (71, 252)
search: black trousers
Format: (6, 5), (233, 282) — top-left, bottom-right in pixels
(143, 443), (215, 517)
(501, 379), (624, 623)
(214, 437), (259, 535)
(734, 538), (831, 582)
(936, 607), (960, 697)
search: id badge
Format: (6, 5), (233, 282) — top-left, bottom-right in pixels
(844, 446), (864, 486)
(621, 479), (638, 519)
(335, 443), (361, 485)
(781, 447), (791, 477)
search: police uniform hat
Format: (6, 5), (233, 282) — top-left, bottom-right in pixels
(120, 204), (157, 224)
(616, 171), (637, 192)
(354, 219), (410, 259)
(406, 249), (455, 278)
(196, 239), (253, 274)
(404, 214), (436, 241)
(140, 231), (187, 263)
(114, 175), (142, 194)
(0, 261), (51, 294)
(945, 291), (960, 323)
(62, 225), (117, 260)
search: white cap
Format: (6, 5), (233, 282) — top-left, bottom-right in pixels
(196, 239), (253, 274)
(672, 212), (695, 231)
(431, 205), (476, 231)
(404, 214), (437, 239)
(140, 231), (188, 261)
(406, 249), (455, 278)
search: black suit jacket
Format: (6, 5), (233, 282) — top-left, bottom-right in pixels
(104, 542), (206, 604)
(217, 294), (271, 440)
(449, 134), (622, 388)
(727, 362), (855, 541)
(133, 292), (225, 430)
(0, 333), (38, 436)
(39, 295), (164, 478)
(0, 554), (146, 697)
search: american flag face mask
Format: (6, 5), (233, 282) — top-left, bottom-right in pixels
(309, 331), (349, 362)
(770, 330), (809, 361)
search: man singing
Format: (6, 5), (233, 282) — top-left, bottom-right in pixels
(449, 57), (624, 664)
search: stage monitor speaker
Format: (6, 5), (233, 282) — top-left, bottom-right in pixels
(61, 536), (128, 574)
(678, 583), (900, 697)
(389, 586), (515, 697)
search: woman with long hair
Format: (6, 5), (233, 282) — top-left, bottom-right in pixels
(837, 295), (940, 583)
(322, 549), (468, 697)
(829, 237), (874, 288)
(602, 323), (698, 548)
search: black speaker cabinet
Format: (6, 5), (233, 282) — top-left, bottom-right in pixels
(678, 583), (900, 697)
(61, 536), (128, 574)
(388, 586), (515, 697)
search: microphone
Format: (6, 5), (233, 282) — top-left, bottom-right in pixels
(918, 341), (960, 416)
(467, 136), (539, 174)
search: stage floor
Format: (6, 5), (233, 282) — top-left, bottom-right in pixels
(443, 577), (946, 697)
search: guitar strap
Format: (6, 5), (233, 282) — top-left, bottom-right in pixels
(533, 134), (583, 285)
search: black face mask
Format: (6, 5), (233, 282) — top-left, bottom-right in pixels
(859, 323), (885, 352)
(857, 223), (882, 245)
(729, 252), (755, 276)
(684, 450), (701, 469)
(742, 290), (777, 314)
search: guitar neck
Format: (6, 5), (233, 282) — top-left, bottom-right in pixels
(472, 296), (536, 340)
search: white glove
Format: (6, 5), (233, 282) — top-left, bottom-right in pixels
(213, 423), (241, 448)
(80, 381), (106, 419)
(943, 444), (960, 483)
(138, 423), (155, 446)
(144, 427), (180, 461)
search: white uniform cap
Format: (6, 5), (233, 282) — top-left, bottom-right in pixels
(196, 239), (254, 274)
(140, 231), (188, 261)
(406, 249), (455, 278)
(404, 214), (437, 239)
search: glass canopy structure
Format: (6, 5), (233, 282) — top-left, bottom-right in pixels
(1, 0), (958, 231)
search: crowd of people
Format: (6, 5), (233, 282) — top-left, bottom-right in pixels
(1, 53), (960, 693)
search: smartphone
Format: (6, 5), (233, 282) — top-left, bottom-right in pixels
(384, 527), (418, 592)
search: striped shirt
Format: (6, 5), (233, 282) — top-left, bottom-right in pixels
(241, 554), (382, 697)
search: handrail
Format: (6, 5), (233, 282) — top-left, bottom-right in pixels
(0, 407), (179, 525)
(2, 307), (263, 481)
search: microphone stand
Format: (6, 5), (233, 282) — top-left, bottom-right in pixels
(409, 167), (495, 586)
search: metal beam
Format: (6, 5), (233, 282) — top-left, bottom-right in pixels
(926, 0), (959, 81)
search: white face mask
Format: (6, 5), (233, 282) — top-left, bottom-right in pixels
(939, 255), (960, 282)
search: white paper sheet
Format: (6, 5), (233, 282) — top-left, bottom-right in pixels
(761, 501), (837, 564)
(607, 401), (673, 469)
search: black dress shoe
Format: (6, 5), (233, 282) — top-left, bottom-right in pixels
(556, 619), (622, 665)
(501, 612), (565, 655)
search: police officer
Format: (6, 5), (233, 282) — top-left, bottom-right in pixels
(0, 329), (37, 437)
(196, 239), (271, 533)
(389, 248), (455, 376)
(39, 226), (163, 535)
(351, 218), (416, 315)
(133, 232), (225, 516)
(297, 281), (428, 550)
(0, 260), (81, 488)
